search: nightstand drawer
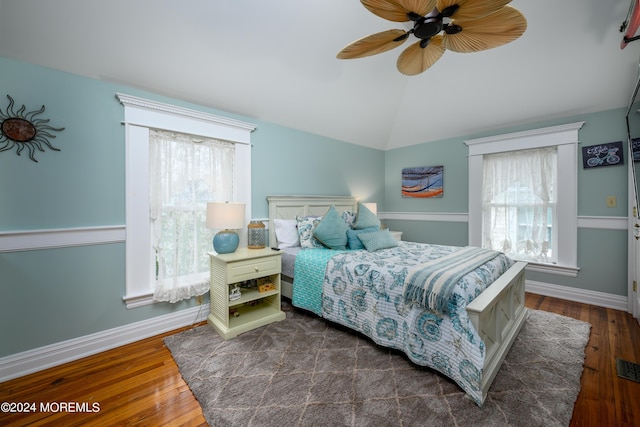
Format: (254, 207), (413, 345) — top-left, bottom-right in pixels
(228, 256), (281, 282)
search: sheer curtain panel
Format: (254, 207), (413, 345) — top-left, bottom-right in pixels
(482, 147), (557, 264)
(150, 129), (235, 303)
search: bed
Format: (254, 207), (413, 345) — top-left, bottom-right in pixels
(267, 195), (527, 405)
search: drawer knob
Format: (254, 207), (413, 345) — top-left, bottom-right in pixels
(254, 267), (259, 272)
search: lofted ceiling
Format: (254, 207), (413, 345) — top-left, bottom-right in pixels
(1, 0), (640, 150)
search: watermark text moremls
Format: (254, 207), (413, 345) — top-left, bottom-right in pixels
(1, 401), (101, 413)
(40, 401), (101, 412)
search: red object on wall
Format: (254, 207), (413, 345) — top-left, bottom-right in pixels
(622, 0), (640, 49)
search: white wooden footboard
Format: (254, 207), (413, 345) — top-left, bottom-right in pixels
(466, 261), (528, 404)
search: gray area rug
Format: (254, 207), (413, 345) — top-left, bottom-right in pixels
(164, 305), (591, 427)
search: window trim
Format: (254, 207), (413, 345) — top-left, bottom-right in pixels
(465, 121), (584, 276)
(116, 93), (255, 308)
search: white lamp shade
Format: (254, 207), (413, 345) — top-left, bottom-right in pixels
(206, 202), (245, 230)
(363, 202), (377, 215)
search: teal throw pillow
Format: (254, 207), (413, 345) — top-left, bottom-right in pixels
(313, 205), (349, 249)
(347, 226), (380, 250)
(354, 202), (381, 230)
(357, 229), (399, 252)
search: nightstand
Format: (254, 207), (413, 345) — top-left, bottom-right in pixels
(207, 247), (285, 339)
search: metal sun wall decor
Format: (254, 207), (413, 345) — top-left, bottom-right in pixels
(0, 95), (65, 162)
(402, 165), (443, 198)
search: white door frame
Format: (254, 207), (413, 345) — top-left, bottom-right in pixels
(628, 157), (640, 321)
(625, 65), (640, 323)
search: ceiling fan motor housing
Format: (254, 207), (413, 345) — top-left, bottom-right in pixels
(414, 17), (443, 39)
(410, 4), (461, 43)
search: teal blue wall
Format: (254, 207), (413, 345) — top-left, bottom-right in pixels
(0, 57), (384, 357)
(384, 109), (635, 297)
(0, 55), (634, 358)
(251, 123), (384, 218)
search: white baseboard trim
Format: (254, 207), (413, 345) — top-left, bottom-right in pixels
(0, 280), (628, 382)
(526, 280), (628, 311)
(0, 303), (210, 382)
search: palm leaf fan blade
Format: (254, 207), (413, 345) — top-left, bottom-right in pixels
(361, 0), (436, 22)
(436, 0), (512, 21)
(396, 0), (438, 17)
(337, 29), (409, 59)
(443, 6), (527, 53)
(361, 0), (413, 22)
(397, 36), (445, 75)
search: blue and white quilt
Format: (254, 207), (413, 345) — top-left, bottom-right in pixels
(292, 247), (346, 315)
(292, 241), (513, 405)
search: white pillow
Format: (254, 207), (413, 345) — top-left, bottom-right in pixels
(274, 219), (300, 248)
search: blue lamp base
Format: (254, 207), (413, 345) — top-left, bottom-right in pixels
(213, 229), (239, 254)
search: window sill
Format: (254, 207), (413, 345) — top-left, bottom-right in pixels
(123, 292), (156, 309)
(524, 262), (580, 277)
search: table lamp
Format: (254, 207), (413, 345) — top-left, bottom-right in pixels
(206, 202), (245, 254)
(362, 202), (377, 215)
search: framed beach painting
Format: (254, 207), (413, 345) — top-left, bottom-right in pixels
(402, 166), (443, 198)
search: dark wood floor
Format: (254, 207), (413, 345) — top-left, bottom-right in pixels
(1, 293), (639, 426)
(526, 293), (640, 426)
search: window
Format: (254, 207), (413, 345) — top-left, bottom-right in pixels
(482, 147), (557, 264)
(465, 122), (584, 277)
(117, 93), (255, 308)
(150, 130), (235, 303)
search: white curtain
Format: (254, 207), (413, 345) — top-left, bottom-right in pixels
(482, 146), (557, 263)
(150, 129), (235, 303)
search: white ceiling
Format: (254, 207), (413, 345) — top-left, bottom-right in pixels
(1, 0), (640, 150)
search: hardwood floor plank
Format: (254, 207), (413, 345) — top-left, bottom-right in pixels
(1, 295), (639, 426)
(0, 324), (206, 427)
(524, 294), (640, 427)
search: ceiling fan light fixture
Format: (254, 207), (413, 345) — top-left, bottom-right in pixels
(338, 0), (526, 74)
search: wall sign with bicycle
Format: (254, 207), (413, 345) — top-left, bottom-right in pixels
(582, 141), (624, 169)
(631, 137), (640, 162)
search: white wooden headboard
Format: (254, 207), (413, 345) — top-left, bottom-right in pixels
(267, 195), (358, 247)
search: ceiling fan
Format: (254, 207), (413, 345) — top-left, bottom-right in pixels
(337, 0), (527, 75)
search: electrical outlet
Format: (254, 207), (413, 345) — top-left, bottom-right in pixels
(196, 295), (204, 305)
(606, 196), (617, 208)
